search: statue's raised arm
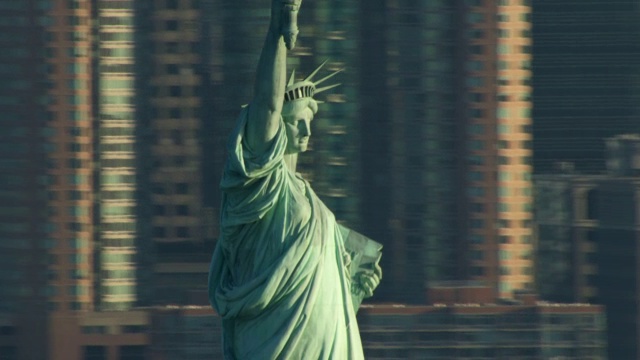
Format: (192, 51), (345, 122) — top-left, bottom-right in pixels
(245, 0), (301, 154)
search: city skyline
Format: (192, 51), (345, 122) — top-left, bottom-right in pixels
(0, 0), (638, 359)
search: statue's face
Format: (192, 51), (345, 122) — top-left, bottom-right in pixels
(284, 107), (314, 154)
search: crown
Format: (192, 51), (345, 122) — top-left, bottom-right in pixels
(284, 60), (342, 103)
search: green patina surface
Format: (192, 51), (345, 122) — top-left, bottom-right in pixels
(208, 1), (382, 359)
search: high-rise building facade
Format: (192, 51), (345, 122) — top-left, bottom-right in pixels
(532, 0), (640, 173)
(368, 0), (533, 301)
(0, 0), (95, 358)
(95, 0), (145, 312)
(140, 0), (214, 306)
(535, 134), (640, 359)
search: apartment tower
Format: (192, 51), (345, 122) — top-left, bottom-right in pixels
(532, 0), (640, 173)
(0, 0), (94, 358)
(367, 0), (533, 301)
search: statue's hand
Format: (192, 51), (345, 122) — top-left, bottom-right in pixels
(270, 0), (301, 50)
(353, 263), (382, 299)
(281, 0), (301, 49)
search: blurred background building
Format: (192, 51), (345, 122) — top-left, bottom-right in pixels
(532, 0), (640, 174)
(534, 134), (640, 359)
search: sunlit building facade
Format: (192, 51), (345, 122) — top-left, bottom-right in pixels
(374, 0), (533, 301)
(0, 0), (95, 358)
(95, 0), (143, 311)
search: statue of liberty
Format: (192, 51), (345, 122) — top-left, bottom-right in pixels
(208, 0), (382, 358)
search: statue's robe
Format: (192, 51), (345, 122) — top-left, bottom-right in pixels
(208, 108), (364, 359)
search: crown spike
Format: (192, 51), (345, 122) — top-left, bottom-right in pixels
(287, 69), (296, 87)
(314, 83), (341, 94)
(314, 69), (343, 86)
(304, 59), (329, 82)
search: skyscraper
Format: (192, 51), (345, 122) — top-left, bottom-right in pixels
(532, 0), (640, 173)
(140, 0), (214, 306)
(0, 0), (94, 358)
(95, 0), (147, 312)
(365, 0), (533, 302)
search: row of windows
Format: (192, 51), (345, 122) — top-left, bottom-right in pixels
(102, 252), (135, 263)
(466, 0), (531, 8)
(468, 124), (533, 136)
(102, 269), (136, 279)
(467, 12), (531, 25)
(43, 63), (88, 74)
(153, 226), (191, 238)
(100, 47), (133, 58)
(101, 173), (136, 185)
(100, 63), (134, 74)
(152, 182), (190, 194)
(154, 204), (192, 216)
(44, 47), (89, 59)
(498, 171), (532, 181)
(99, 15), (134, 27)
(100, 78), (134, 90)
(98, 0), (135, 10)
(497, 44), (532, 55)
(466, 141), (533, 156)
(498, 202), (533, 212)
(30, 174), (90, 186)
(469, 185), (532, 199)
(101, 189), (136, 200)
(101, 126), (134, 136)
(101, 158), (136, 168)
(101, 283), (135, 295)
(100, 142), (135, 152)
(101, 237), (136, 247)
(470, 234), (532, 244)
(101, 204), (135, 216)
(467, 76), (531, 88)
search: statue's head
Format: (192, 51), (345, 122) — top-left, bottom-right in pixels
(282, 60), (341, 154)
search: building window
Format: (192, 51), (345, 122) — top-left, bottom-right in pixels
(153, 227), (166, 238)
(468, 123), (484, 134)
(469, 108), (484, 118)
(166, 20), (178, 31)
(176, 205), (189, 216)
(471, 45), (484, 55)
(497, 44), (510, 54)
(470, 219), (484, 229)
(468, 187), (485, 197)
(176, 226), (189, 237)
(469, 171), (484, 181)
(468, 156), (484, 166)
(467, 77), (485, 87)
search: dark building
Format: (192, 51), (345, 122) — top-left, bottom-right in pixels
(535, 134), (640, 359)
(532, 0), (640, 173)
